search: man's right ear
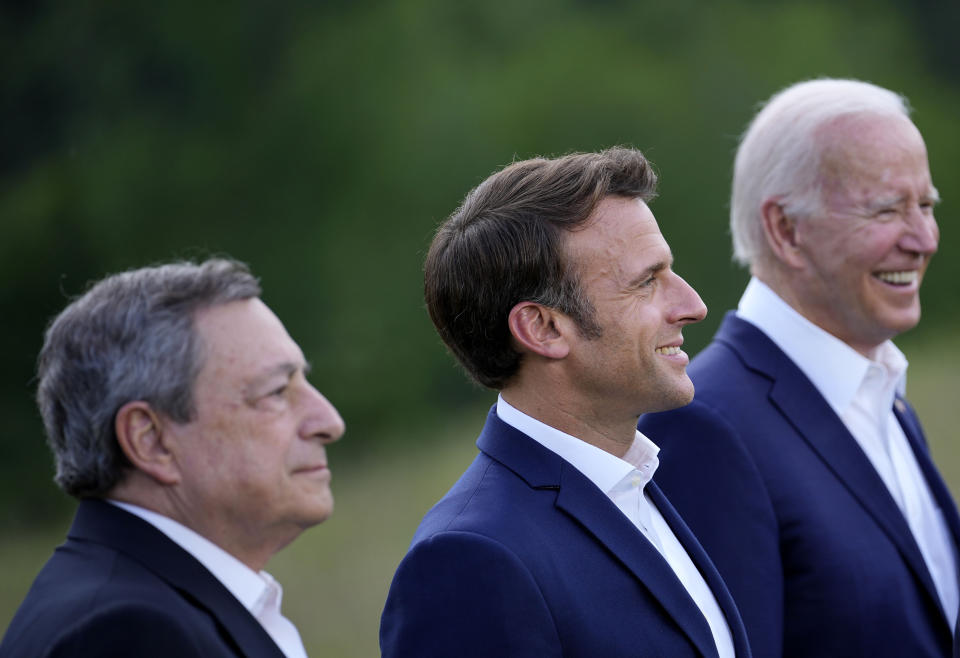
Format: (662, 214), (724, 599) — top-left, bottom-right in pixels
(507, 301), (571, 360)
(760, 199), (806, 269)
(114, 401), (180, 485)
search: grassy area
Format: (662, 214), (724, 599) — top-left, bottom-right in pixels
(1, 335), (958, 656)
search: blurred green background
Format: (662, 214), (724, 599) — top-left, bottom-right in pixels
(2, 1), (958, 655)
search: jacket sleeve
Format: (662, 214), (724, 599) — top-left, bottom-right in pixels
(380, 530), (561, 658)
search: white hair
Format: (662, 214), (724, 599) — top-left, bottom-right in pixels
(730, 78), (912, 267)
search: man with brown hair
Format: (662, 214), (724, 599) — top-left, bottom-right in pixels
(380, 148), (752, 657)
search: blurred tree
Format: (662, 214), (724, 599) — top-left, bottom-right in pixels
(1, 0), (957, 527)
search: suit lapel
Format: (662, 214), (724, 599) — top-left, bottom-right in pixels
(478, 409), (720, 658)
(717, 314), (943, 616)
(647, 483), (753, 658)
(70, 500), (286, 658)
(894, 397), (960, 550)
(555, 469), (720, 658)
(895, 397), (960, 637)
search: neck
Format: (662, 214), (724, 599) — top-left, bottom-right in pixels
(752, 270), (884, 360)
(109, 479), (284, 572)
(500, 386), (636, 458)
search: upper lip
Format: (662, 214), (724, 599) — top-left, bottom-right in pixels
(656, 338), (684, 349)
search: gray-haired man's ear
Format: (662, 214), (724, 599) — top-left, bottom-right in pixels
(114, 401), (181, 486)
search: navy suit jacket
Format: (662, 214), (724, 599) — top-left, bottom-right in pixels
(380, 408), (752, 657)
(638, 313), (960, 658)
(0, 499), (285, 658)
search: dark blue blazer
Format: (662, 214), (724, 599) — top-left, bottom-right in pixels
(0, 499), (285, 658)
(639, 312), (960, 658)
(380, 408), (752, 657)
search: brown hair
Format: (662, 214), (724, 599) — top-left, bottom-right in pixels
(424, 146), (657, 389)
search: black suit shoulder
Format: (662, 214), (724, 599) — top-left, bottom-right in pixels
(1, 536), (239, 658)
(41, 600), (213, 658)
(0, 501), (279, 658)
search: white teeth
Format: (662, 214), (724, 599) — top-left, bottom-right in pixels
(875, 270), (917, 284)
(655, 346), (681, 355)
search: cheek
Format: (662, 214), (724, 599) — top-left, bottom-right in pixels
(857, 223), (905, 259)
(202, 416), (288, 478)
(820, 230), (893, 279)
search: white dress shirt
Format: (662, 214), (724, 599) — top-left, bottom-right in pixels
(108, 500), (308, 658)
(738, 277), (959, 626)
(497, 396), (736, 658)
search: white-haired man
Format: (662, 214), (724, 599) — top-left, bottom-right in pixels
(639, 79), (959, 657)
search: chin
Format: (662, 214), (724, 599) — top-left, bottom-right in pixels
(879, 296), (922, 325)
(645, 384), (695, 414)
(894, 311), (922, 333)
(315, 499), (335, 524)
(299, 494), (335, 527)
(872, 311), (922, 341)
(673, 377), (696, 406)
(674, 391), (696, 410)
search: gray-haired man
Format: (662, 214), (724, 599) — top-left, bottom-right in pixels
(1, 258), (344, 657)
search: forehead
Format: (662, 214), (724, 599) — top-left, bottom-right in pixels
(193, 298), (302, 385)
(818, 114), (931, 191)
(565, 196), (668, 278)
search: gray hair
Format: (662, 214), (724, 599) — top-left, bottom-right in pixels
(730, 78), (911, 267)
(36, 258), (262, 499)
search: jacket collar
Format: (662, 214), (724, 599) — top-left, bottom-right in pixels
(477, 407), (751, 658)
(714, 312), (952, 625)
(69, 499), (286, 658)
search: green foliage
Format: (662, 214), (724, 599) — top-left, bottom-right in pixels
(2, 0), (958, 526)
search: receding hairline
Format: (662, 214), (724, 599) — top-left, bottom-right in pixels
(189, 296), (309, 396)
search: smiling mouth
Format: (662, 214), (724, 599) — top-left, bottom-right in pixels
(655, 346), (683, 356)
(874, 270), (918, 286)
